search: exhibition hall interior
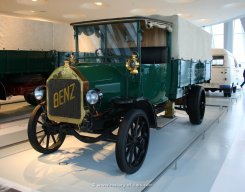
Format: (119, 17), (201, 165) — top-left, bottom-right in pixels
(1, 0), (245, 191)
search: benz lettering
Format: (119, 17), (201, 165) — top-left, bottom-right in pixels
(53, 83), (76, 108)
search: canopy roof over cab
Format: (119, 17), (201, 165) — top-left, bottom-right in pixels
(71, 15), (212, 62)
(71, 16), (172, 31)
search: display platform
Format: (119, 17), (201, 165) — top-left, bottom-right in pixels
(205, 90), (242, 107)
(146, 90), (245, 192)
(0, 97), (34, 149)
(0, 96), (33, 123)
(0, 104), (224, 192)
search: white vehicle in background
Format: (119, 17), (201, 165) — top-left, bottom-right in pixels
(203, 48), (241, 97)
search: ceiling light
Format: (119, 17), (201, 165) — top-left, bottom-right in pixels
(94, 2), (103, 6)
(81, 2), (108, 10)
(14, 10), (38, 15)
(176, 13), (192, 19)
(17, 0), (47, 5)
(200, 19), (208, 22)
(196, 18), (211, 24)
(164, 0), (195, 3)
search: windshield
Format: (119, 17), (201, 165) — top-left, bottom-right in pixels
(212, 56), (224, 66)
(76, 22), (138, 63)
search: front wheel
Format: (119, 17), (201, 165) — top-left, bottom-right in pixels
(116, 109), (150, 174)
(27, 104), (66, 154)
(186, 85), (206, 125)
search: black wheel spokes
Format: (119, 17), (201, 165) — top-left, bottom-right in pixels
(126, 131), (135, 165)
(135, 136), (146, 163)
(37, 120), (44, 126)
(36, 115), (61, 150)
(38, 132), (60, 149)
(126, 135), (133, 148)
(37, 116), (45, 143)
(128, 144), (135, 165)
(51, 134), (57, 144)
(125, 116), (148, 167)
(39, 134), (46, 144)
(134, 117), (140, 135)
(49, 135), (60, 149)
(130, 120), (138, 138)
(36, 129), (45, 135)
(137, 120), (145, 137)
(46, 135), (50, 149)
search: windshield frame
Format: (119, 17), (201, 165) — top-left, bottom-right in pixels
(73, 20), (141, 64)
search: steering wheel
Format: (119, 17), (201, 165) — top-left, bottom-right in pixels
(95, 48), (104, 56)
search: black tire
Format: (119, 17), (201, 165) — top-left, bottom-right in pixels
(116, 109), (150, 174)
(28, 104), (66, 154)
(186, 85), (206, 125)
(223, 89), (232, 97)
(24, 92), (38, 106)
(232, 86), (236, 93)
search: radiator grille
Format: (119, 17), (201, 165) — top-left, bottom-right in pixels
(47, 79), (81, 120)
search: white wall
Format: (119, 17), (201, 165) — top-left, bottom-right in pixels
(0, 15), (75, 51)
(53, 22), (75, 52)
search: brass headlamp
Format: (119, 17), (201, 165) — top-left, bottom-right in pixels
(126, 52), (140, 74)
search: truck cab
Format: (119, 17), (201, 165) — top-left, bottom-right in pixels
(203, 48), (241, 97)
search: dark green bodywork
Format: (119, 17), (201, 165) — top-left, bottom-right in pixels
(46, 16), (211, 125)
(0, 50), (71, 100)
(72, 59), (210, 111)
(167, 59), (211, 100)
(0, 50), (55, 78)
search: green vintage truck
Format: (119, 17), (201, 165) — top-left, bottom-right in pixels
(28, 15), (211, 174)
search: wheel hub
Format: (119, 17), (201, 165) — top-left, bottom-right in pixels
(133, 136), (137, 143)
(138, 137), (145, 146)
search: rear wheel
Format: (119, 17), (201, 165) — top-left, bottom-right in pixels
(223, 88), (232, 97)
(186, 85), (206, 125)
(28, 104), (66, 154)
(116, 109), (150, 174)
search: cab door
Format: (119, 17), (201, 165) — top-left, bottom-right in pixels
(140, 47), (168, 104)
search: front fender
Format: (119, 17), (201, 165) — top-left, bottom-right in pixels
(112, 97), (157, 128)
(134, 98), (157, 128)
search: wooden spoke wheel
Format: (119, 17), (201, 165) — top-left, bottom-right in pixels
(27, 104), (66, 154)
(116, 109), (149, 174)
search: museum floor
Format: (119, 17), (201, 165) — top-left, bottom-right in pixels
(0, 90), (245, 192)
